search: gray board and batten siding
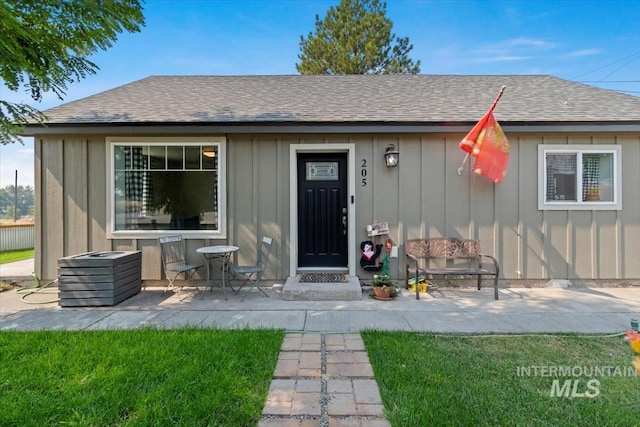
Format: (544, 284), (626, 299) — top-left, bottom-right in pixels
(25, 75), (640, 284)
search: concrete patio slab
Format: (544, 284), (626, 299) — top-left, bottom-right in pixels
(1, 284), (638, 334)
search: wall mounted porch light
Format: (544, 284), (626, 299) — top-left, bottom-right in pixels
(202, 147), (216, 158)
(384, 144), (399, 167)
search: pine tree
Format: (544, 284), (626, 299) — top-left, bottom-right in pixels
(296, 0), (420, 75)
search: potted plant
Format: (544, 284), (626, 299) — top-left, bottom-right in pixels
(585, 186), (600, 201)
(371, 274), (398, 300)
(150, 172), (214, 229)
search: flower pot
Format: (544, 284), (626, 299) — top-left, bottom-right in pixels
(372, 285), (394, 300)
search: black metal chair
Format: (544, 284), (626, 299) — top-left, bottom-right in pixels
(159, 235), (203, 292)
(231, 236), (272, 301)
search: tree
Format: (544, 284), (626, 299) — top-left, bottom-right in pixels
(296, 0), (420, 75)
(0, 185), (34, 218)
(0, 0), (145, 144)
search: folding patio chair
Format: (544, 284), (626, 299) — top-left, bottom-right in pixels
(159, 235), (204, 292)
(231, 236), (272, 301)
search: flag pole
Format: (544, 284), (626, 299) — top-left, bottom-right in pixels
(458, 85), (506, 174)
(457, 153), (469, 175)
(488, 85), (506, 113)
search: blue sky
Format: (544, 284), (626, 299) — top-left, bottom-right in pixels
(2, 0), (639, 188)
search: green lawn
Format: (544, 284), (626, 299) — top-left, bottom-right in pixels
(361, 332), (639, 426)
(0, 248), (34, 264)
(0, 329), (284, 426)
(1, 329), (637, 426)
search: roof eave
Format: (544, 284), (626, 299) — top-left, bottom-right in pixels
(21, 120), (640, 136)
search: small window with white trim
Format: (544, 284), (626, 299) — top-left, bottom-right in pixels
(108, 137), (226, 238)
(538, 145), (621, 210)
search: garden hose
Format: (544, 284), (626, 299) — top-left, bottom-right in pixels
(15, 272), (59, 304)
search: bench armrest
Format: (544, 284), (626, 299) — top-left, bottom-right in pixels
(405, 253), (422, 273)
(479, 253), (500, 277)
(405, 253), (420, 288)
(405, 252), (420, 264)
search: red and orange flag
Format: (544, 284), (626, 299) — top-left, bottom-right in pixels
(459, 86), (510, 183)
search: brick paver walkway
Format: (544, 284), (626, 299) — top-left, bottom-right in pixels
(258, 333), (391, 427)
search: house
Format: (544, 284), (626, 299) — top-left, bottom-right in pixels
(24, 74), (640, 287)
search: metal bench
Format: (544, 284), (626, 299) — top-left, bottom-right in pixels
(405, 238), (500, 300)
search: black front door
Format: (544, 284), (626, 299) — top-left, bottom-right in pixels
(297, 153), (348, 268)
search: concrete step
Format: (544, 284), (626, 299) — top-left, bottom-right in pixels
(281, 275), (363, 301)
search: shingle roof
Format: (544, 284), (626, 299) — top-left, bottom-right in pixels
(40, 75), (640, 125)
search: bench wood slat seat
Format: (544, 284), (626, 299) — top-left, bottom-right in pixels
(405, 238), (500, 300)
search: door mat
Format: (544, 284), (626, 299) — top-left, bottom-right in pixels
(300, 273), (347, 283)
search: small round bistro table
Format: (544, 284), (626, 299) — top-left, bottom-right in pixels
(196, 245), (239, 299)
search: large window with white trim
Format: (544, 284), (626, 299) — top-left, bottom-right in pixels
(108, 138), (226, 237)
(538, 145), (621, 210)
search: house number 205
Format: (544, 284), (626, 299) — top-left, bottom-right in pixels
(361, 159), (367, 186)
